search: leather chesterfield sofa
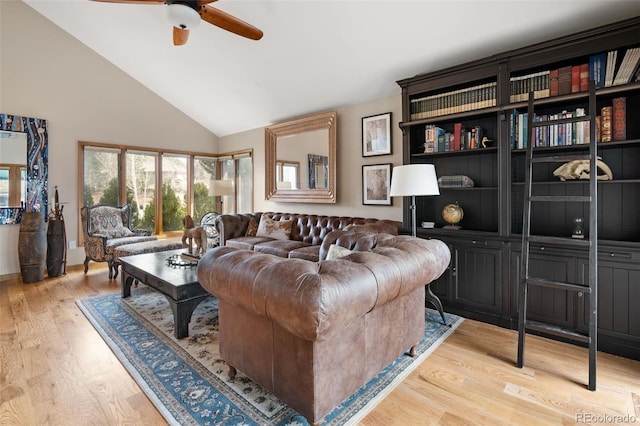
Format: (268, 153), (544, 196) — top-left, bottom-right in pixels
(197, 231), (451, 424)
(215, 212), (401, 262)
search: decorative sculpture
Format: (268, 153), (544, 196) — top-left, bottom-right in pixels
(553, 157), (613, 181)
(182, 215), (207, 256)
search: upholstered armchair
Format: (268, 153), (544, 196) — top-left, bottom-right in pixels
(81, 204), (156, 279)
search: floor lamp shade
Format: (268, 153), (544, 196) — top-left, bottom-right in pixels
(209, 180), (234, 197)
(209, 180), (234, 214)
(390, 164), (439, 197)
(390, 164), (439, 237)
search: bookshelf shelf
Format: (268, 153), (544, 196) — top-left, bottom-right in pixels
(397, 16), (640, 361)
(411, 146), (497, 158)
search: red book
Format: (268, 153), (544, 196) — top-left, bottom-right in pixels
(549, 69), (559, 96)
(558, 66), (572, 95)
(571, 65), (581, 93)
(612, 97), (626, 141)
(579, 63), (589, 91)
(453, 122), (462, 150)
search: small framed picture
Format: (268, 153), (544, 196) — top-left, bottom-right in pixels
(362, 112), (392, 157)
(362, 163), (392, 205)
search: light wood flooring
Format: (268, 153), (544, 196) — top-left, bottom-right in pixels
(1, 266), (639, 425)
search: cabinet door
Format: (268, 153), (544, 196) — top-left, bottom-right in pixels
(451, 241), (501, 314)
(577, 256), (640, 351)
(510, 246), (579, 329)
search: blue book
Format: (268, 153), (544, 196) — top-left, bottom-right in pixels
(590, 52), (606, 88)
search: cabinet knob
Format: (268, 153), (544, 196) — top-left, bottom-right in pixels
(578, 292), (584, 297)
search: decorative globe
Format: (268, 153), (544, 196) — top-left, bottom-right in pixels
(442, 203), (463, 228)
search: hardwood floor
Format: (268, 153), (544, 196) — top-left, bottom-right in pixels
(1, 266), (638, 425)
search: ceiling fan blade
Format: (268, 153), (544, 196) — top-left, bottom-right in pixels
(196, 0), (218, 5)
(173, 26), (190, 46)
(200, 4), (263, 40)
(90, 0), (165, 4)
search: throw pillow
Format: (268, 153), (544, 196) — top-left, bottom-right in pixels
(326, 244), (355, 260)
(104, 226), (134, 239)
(256, 216), (293, 241)
(91, 210), (134, 238)
(245, 217), (259, 236)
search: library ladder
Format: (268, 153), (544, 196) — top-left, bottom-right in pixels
(517, 81), (598, 391)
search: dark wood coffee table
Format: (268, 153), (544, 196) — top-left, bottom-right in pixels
(120, 249), (210, 339)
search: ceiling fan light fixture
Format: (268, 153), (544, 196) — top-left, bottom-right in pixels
(166, 3), (201, 30)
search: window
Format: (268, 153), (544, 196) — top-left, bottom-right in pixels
(193, 157), (217, 224)
(161, 154), (188, 232)
(237, 155), (253, 213)
(82, 146), (120, 206)
(79, 142), (252, 237)
(126, 151), (157, 230)
(0, 165), (26, 207)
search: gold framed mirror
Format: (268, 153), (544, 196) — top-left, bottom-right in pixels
(265, 111), (336, 203)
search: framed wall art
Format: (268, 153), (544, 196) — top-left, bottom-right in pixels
(362, 163), (392, 205)
(362, 112), (392, 157)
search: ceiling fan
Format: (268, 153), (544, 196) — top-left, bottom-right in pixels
(91, 0), (263, 46)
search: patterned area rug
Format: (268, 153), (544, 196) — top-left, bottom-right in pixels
(77, 286), (463, 425)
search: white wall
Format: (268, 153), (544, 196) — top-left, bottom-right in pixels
(219, 94), (404, 220)
(0, 1), (218, 275)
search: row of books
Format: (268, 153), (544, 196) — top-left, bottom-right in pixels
(422, 124), (487, 153)
(510, 46), (640, 102)
(510, 109), (589, 149)
(409, 82), (497, 120)
(510, 97), (626, 149)
(410, 46), (639, 122)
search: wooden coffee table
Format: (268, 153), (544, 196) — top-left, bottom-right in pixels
(120, 249), (210, 339)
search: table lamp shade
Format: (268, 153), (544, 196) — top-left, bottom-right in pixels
(390, 164), (439, 197)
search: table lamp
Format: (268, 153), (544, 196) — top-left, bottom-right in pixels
(389, 164), (439, 237)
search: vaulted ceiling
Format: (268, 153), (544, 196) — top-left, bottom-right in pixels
(22, 0), (640, 137)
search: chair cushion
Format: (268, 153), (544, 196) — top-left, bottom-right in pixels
(256, 216), (293, 241)
(288, 245), (321, 262)
(254, 240), (311, 258)
(226, 236), (273, 251)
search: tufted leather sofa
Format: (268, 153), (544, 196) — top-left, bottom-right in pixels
(215, 212), (401, 262)
(197, 231), (451, 425)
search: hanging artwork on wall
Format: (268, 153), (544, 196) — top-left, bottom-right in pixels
(362, 163), (391, 205)
(362, 112), (392, 157)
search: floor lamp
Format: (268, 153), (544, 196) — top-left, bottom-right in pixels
(209, 180), (234, 214)
(389, 164), (440, 237)
(389, 164), (447, 325)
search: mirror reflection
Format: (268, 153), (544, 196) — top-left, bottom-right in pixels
(0, 113), (49, 225)
(0, 131), (27, 208)
(276, 128), (329, 190)
(265, 111), (337, 203)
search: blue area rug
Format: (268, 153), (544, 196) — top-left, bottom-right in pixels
(77, 286), (463, 425)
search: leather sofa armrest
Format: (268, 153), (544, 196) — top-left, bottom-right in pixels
(318, 229), (347, 260)
(216, 213), (261, 246)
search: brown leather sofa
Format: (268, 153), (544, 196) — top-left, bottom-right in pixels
(215, 212), (401, 262)
(197, 231), (451, 424)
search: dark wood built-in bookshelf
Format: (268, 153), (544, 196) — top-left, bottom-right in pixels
(397, 17), (640, 361)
